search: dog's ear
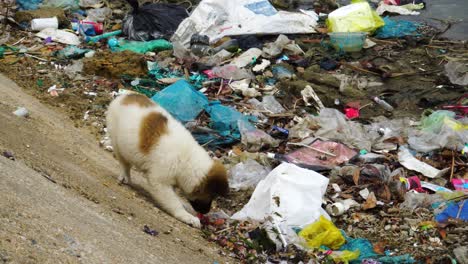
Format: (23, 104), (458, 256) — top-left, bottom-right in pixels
(206, 160), (229, 197)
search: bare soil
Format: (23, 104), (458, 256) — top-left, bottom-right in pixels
(0, 73), (230, 264)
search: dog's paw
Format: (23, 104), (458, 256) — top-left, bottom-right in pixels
(118, 174), (129, 185)
(179, 214), (201, 228)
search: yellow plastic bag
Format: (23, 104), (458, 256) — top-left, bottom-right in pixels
(298, 216), (345, 250)
(326, 1), (385, 33)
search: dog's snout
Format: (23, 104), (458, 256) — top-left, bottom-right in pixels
(189, 199), (212, 214)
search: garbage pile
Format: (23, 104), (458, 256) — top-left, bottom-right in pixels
(0, 0), (467, 263)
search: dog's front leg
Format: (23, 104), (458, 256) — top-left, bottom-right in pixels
(148, 183), (201, 228)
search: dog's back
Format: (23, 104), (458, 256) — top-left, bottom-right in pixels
(108, 94), (195, 170)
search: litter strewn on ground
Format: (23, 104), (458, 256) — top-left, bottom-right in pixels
(0, 0), (467, 262)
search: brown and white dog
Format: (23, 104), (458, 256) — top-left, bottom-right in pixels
(106, 94), (229, 228)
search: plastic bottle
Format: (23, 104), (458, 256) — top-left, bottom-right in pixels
(31, 17), (58, 31)
(213, 39), (239, 53)
(190, 34), (210, 45)
(326, 199), (359, 216)
(72, 21), (104, 36)
(190, 34), (213, 57)
(270, 126), (289, 139)
(373, 97), (394, 112)
(190, 44), (213, 57)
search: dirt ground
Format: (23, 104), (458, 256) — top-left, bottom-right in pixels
(0, 73), (230, 263)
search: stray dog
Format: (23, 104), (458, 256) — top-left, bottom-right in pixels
(106, 94), (229, 228)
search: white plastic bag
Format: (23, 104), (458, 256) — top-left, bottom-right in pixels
(262, 34), (304, 58)
(313, 108), (376, 151)
(398, 146), (449, 178)
(229, 79), (261, 97)
(79, 0), (103, 8)
(376, 3), (420, 16)
(248, 96), (285, 114)
(444, 61), (468, 86)
(229, 159), (271, 190)
(231, 163), (330, 231)
(238, 120), (279, 151)
(36, 28), (80, 45)
(171, 0), (318, 47)
(232, 48), (263, 68)
(86, 7), (112, 22)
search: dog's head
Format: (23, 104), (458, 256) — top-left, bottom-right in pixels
(189, 160), (229, 214)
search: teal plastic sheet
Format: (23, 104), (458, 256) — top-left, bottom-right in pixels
(336, 231), (416, 264)
(17, 0), (43, 10)
(193, 101), (257, 147)
(375, 17), (419, 39)
(148, 61), (182, 80)
(339, 232), (378, 263)
(378, 254), (415, 264)
(151, 80), (208, 123)
(150, 81), (256, 147)
(205, 101), (257, 140)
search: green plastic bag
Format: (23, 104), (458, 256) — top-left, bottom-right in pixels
(326, 1), (384, 33)
(420, 110), (457, 133)
(299, 216), (345, 250)
(115, 39), (173, 54)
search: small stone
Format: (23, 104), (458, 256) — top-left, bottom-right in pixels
(384, 225), (391, 231)
(264, 71), (274, 78)
(2, 151), (15, 160)
(400, 224), (410, 230)
(13, 107), (29, 118)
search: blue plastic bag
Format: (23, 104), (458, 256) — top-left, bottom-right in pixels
(151, 80), (208, 123)
(436, 200), (468, 223)
(375, 17), (419, 39)
(17, 0), (43, 10)
(205, 101), (256, 140)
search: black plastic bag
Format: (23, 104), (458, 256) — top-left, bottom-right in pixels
(123, 0), (189, 41)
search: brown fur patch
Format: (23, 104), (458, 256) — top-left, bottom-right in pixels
(121, 94), (155, 108)
(192, 161), (229, 199)
(139, 112), (168, 154)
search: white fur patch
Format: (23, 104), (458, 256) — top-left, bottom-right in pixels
(106, 94), (220, 228)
